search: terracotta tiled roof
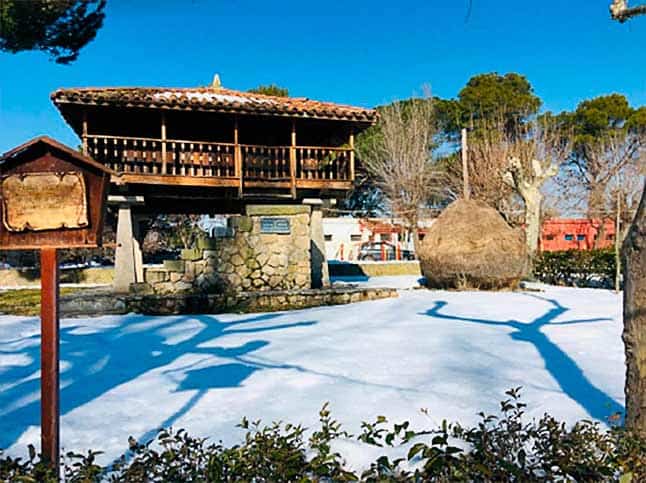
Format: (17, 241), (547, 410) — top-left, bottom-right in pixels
(51, 86), (377, 123)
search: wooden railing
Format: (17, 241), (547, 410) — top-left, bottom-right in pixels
(86, 134), (353, 187)
(88, 135), (236, 177)
(295, 146), (351, 180)
(241, 144), (291, 180)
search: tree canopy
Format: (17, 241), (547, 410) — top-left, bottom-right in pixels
(248, 84), (289, 97)
(434, 72), (542, 139)
(552, 94), (646, 146)
(0, 0), (106, 64)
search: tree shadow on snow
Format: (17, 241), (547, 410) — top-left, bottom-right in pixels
(422, 295), (624, 423)
(0, 312), (317, 450)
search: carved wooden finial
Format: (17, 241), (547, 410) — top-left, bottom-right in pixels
(212, 74), (222, 89)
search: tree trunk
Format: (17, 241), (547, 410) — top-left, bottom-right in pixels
(588, 183), (606, 219)
(410, 213), (421, 257)
(524, 190), (542, 257)
(623, 184), (646, 435)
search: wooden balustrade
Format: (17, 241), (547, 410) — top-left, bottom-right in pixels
(295, 146), (351, 180)
(88, 135), (236, 177)
(241, 144), (290, 180)
(87, 135), (352, 185)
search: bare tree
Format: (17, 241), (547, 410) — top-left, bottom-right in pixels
(457, 120), (570, 255)
(610, 0), (646, 437)
(357, 94), (443, 250)
(453, 129), (516, 219)
(611, 0), (646, 21)
(575, 132), (642, 219)
(503, 124), (571, 256)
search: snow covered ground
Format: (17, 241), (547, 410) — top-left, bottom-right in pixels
(0, 280), (624, 467)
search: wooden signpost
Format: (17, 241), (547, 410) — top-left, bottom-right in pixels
(0, 137), (112, 476)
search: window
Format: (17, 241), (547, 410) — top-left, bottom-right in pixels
(564, 234), (574, 241)
(546, 235), (555, 241)
(418, 233), (426, 241)
(350, 234), (362, 242)
(577, 234), (586, 241)
(324, 234), (333, 242)
(606, 234), (614, 240)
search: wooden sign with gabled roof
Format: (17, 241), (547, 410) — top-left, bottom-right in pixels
(0, 136), (113, 249)
(0, 136), (114, 476)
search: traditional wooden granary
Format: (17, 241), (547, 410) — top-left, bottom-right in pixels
(51, 78), (376, 212)
(50, 79), (376, 291)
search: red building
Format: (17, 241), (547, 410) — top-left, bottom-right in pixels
(540, 218), (616, 252)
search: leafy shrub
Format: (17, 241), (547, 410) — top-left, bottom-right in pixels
(1, 390), (644, 482)
(534, 249), (616, 288)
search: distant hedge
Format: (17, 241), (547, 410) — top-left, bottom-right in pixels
(534, 249), (616, 288)
(1, 389), (644, 482)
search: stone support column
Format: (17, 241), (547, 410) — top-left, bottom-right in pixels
(304, 199), (329, 288)
(111, 196), (145, 293)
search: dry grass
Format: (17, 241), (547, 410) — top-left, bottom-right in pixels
(0, 288), (80, 316)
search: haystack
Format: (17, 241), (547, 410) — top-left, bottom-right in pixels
(419, 199), (527, 289)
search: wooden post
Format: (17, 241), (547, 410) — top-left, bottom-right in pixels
(234, 118), (242, 197)
(40, 247), (60, 477)
(82, 113), (88, 156)
(161, 112), (167, 175)
(461, 128), (470, 200)
(290, 121), (297, 199)
(349, 130), (355, 181)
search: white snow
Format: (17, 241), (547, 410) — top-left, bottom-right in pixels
(0, 282), (625, 468)
(153, 91), (278, 105)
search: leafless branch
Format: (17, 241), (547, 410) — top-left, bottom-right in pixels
(357, 91), (443, 246)
(610, 0), (646, 22)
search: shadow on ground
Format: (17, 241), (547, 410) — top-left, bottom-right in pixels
(423, 294), (624, 422)
(0, 312), (317, 449)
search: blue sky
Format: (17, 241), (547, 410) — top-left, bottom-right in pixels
(1, 0), (645, 151)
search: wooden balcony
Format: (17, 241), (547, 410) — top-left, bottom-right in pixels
(86, 134), (355, 195)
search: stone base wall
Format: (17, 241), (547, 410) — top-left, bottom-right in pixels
(145, 206), (312, 294)
(129, 287), (398, 315)
(60, 286), (398, 317)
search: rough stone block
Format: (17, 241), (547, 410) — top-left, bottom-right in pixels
(145, 268), (169, 284)
(231, 254), (245, 266)
(231, 216), (253, 232)
(245, 204), (311, 216)
(174, 281), (193, 292)
(181, 248), (203, 261)
(164, 260), (185, 272)
(197, 237), (219, 250)
(130, 282), (154, 295)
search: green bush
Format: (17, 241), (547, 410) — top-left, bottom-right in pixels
(1, 390), (644, 482)
(534, 249), (616, 288)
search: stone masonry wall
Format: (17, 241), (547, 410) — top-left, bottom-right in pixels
(145, 206), (312, 294)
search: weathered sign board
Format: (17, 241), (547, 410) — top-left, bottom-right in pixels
(2, 172), (89, 232)
(260, 217), (291, 234)
(0, 137), (112, 476)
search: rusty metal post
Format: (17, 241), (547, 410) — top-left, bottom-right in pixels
(40, 247), (60, 476)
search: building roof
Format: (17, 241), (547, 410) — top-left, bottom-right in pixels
(51, 86), (377, 123)
(0, 136), (115, 175)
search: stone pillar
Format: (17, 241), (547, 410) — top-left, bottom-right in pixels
(304, 199), (329, 288)
(113, 200), (145, 293)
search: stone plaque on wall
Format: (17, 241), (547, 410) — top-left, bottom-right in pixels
(260, 217), (291, 234)
(1, 172), (88, 232)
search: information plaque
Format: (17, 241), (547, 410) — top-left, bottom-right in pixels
(260, 217), (291, 234)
